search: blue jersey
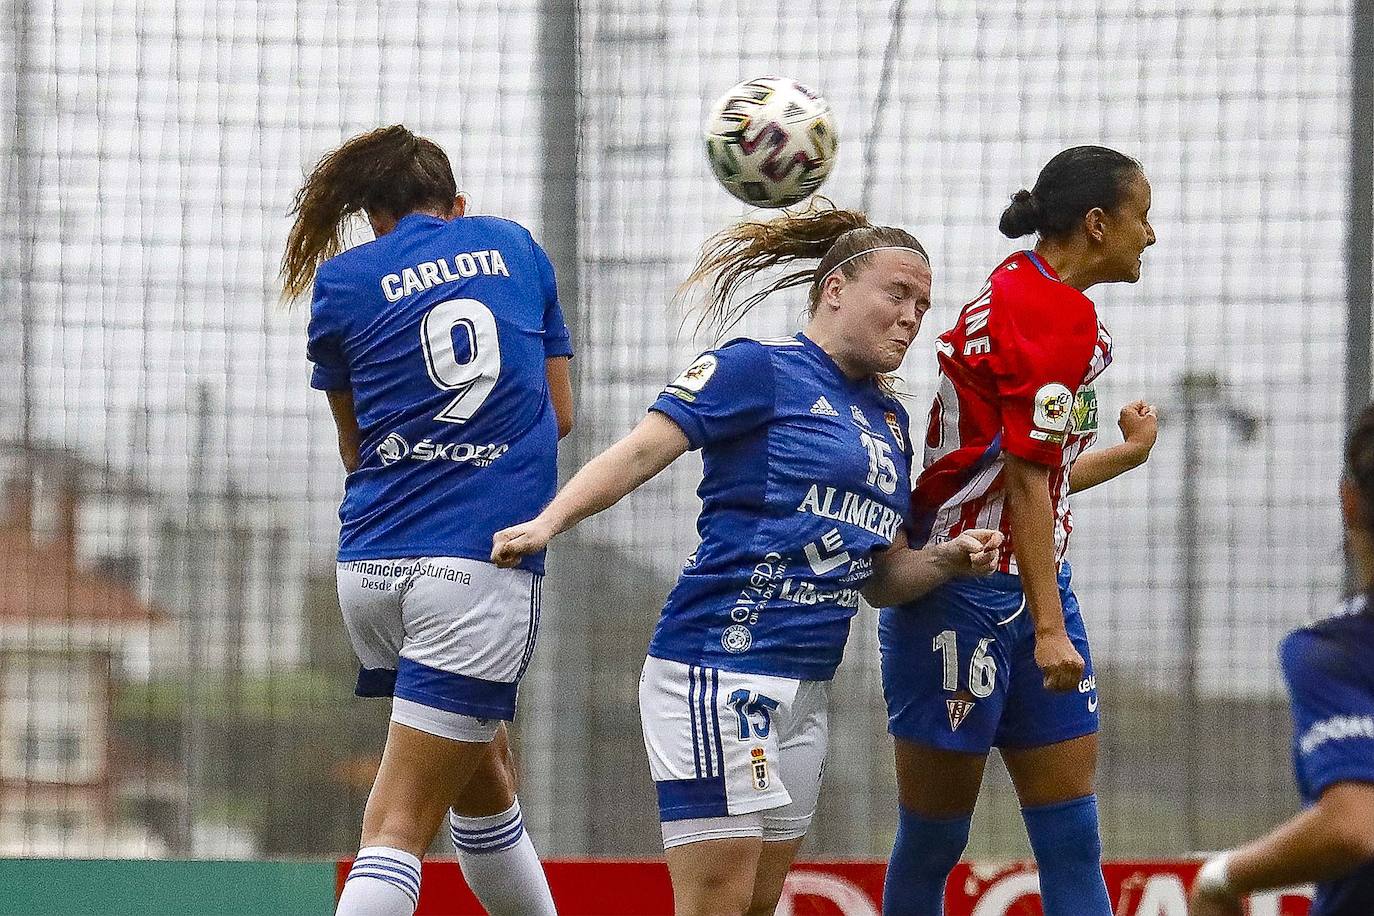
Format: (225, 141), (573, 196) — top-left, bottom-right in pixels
(647, 334), (914, 681)
(306, 213), (573, 574)
(1279, 598), (1374, 916)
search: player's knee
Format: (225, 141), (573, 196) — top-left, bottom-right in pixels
(675, 868), (755, 916)
(363, 813), (439, 857)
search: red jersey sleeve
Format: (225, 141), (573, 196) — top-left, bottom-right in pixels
(988, 279), (1098, 466)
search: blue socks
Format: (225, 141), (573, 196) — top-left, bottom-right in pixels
(882, 807), (972, 915)
(1022, 794), (1111, 915)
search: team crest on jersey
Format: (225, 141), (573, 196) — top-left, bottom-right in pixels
(946, 698), (976, 732)
(884, 411), (905, 449)
(666, 354), (718, 402)
(750, 746), (770, 790)
(1070, 385), (1099, 435)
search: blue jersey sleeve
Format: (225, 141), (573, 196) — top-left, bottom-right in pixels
(306, 264), (351, 391)
(649, 339), (775, 450)
(534, 242), (574, 359)
(1281, 627), (1374, 796)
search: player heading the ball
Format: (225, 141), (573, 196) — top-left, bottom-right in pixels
(493, 203), (1001, 916)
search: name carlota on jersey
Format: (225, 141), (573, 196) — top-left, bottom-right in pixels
(381, 247), (513, 302)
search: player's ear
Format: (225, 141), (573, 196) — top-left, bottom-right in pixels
(821, 271), (845, 310)
(1084, 207), (1108, 243)
(449, 194), (468, 219)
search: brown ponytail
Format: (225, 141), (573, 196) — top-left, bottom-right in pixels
(680, 201), (927, 337)
(281, 125), (458, 301)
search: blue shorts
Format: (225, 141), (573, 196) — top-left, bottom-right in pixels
(878, 561), (1099, 753)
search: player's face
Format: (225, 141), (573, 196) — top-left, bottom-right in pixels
(837, 250), (933, 374)
(1103, 172), (1156, 283)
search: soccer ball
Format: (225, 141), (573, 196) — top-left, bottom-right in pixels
(704, 76), (838, 209)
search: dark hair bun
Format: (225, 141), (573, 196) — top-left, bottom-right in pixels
(998, 189), (1041, 238)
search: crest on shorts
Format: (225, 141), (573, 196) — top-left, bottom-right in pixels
(750, 746), (770, 790)
(946, 698), (976, 732)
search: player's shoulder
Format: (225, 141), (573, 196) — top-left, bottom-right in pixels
(990, 251), (1094, 314)
(713, 335), (796, 361)
(450, 215), (535, 254)
(459, 214), (537, 245)
(1281, 598), (1374, 682)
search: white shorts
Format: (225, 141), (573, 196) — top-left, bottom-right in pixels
(638, 655), (830, 849)
(336, 557), (541, 743)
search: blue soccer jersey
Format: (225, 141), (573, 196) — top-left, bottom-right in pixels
(306, 213), (573, 574)
(1279, 598), (1374, 916)
(647, 333), (914, 682)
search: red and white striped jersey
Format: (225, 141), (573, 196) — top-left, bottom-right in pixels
(912, 251), (1112, 573)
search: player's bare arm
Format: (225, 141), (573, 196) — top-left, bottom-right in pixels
(326, 389), (362, 473)
(492, 411), (689, 567)
(1068, 399), (1157, 493)
(862, 529), (1004, 607)
(1004, 451), (1085, 692)
(546, 356), (574, 440)
(1191, 782), (1374, 915)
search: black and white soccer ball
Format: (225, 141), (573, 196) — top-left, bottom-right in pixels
(704, 76), (838, 209)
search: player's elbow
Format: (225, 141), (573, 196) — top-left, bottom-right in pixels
(557, 409), (575, 440)
(1321, 783), (1374, 864)
(1339, 812), (1374, 863)
(1332, 817), (1374, 865)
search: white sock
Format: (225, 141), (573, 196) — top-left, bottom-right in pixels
(449, 797), (557, 915)
(336, 846), (421, 916)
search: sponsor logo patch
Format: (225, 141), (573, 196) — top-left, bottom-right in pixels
(803, 527), (851, 575)
(721, 624), (753, 654)
(810, 396), (839, 416)
(665, 354), (718, 402)
(1071, 385), (1099, 434)
(378, 433), (409, 466)
(1032, 383), (1074, 433)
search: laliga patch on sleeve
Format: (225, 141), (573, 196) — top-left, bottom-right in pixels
(1032, 383), (1074, 434)
(665, 353), (718, 402)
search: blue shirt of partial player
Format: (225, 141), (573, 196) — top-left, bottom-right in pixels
(1280, 597), (1374, 916)
(305, 213), (573, 574)
(647, 333), (914, 682)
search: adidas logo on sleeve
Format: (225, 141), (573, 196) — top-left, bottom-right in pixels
(810, 396), (839, 416)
